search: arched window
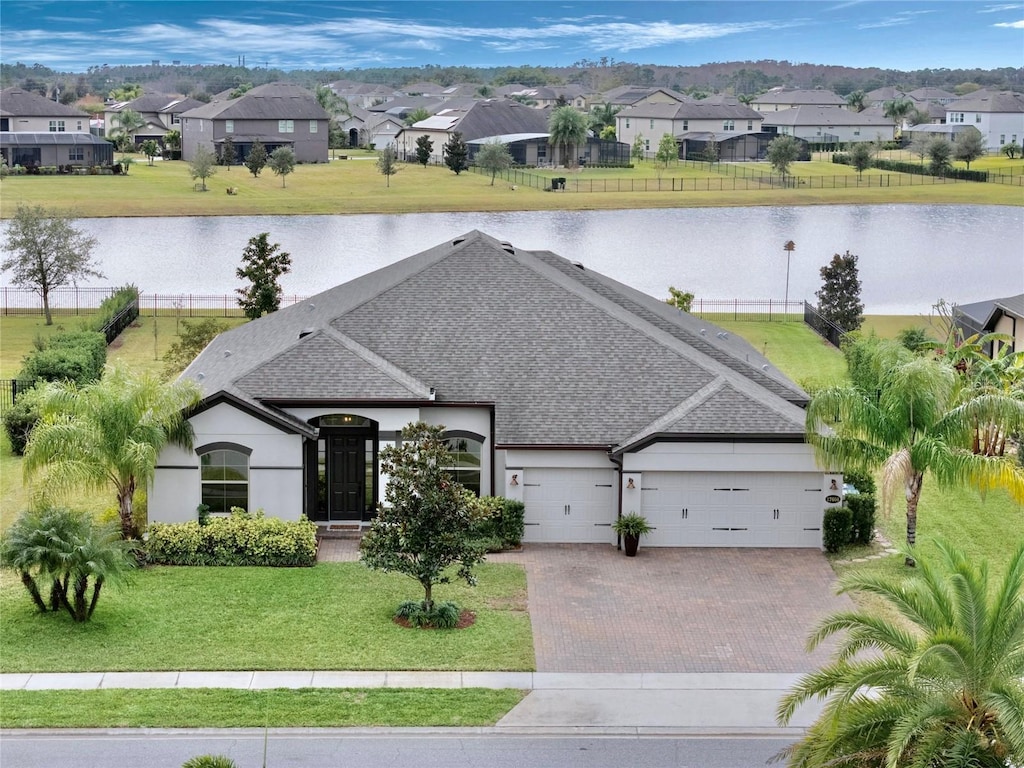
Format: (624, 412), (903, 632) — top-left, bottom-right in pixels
(443, 432), (483, 497)
(197, 443), (250, 514)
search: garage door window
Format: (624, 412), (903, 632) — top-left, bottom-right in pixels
(444, 433), (482, 496)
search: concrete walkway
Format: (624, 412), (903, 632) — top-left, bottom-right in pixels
(1, 671), (821, 733)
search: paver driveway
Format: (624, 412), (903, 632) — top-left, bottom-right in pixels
(490, 544), (854, 673)
(318, 538), (854, 674)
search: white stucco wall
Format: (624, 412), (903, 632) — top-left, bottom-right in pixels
(7, 115), (89, 133)
(622, 441), (824, 473)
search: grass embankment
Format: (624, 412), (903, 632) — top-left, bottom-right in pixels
(0, 562), (534, 673)
(0, 155), (1018, 219)
(0, 688), (526, 728)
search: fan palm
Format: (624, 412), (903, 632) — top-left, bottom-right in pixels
(806, 339), (1024, 563)
(547, 105), (588, 167)
(777, 539), (1024, 767)
(113, 108), (145, 150)
(23, 364), (203, 539)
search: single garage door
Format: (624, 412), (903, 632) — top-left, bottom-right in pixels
(641, 471), (823, 548)
(522, 467), (617, 543)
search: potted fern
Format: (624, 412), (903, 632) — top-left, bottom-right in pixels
(612, 513), (652, 557)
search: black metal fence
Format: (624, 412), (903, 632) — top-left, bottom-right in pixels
(803, 301), (849, 348)
(99, 299), (139, 344)
(0, 288), (308, 318)
(689, 299), (802, 322)
(0, 379), (34, 411)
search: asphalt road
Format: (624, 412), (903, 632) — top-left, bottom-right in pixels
(0, 730), (795, 767)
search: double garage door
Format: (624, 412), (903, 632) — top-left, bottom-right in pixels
(522, 468), (617, 544)
(641, 471), (823, 548)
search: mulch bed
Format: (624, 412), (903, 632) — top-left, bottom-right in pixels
(393, 610), (477, 630)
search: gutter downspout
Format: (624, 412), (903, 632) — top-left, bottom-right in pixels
(608, 449), (623, 551)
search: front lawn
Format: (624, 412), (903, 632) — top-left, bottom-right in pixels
(0, 688), (525, 728)
(713, 319), (848, 390)
(0, 562), (534, 673)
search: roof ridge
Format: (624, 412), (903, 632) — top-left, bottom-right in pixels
(319, 326), (432, 398)
(616, 379), (726, 448)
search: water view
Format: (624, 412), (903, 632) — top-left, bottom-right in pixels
(2, 205), (1021, 314)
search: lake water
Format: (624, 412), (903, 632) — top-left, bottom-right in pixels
(2, 205), (1022, 314)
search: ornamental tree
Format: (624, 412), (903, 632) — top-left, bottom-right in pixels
(268, 146), (296, 187)
(815, 250), (864, 332)
(415, 134), (433, 166)
(376, 145), (400, 187)
(849, 142), (873, 176)
(953, 126), (986, 169)
(188, 145), (217, 191)
(360, 422), (485, 613)
(236, 232), (292, 319)
(244, 139), (268, 177)
(767, 135), (801, 180)
(443, 132), (469, 175)
(476, 140), (512, 185)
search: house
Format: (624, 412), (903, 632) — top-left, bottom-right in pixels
(954, 294), (1024, 355)
(761, 106), (896, 144)
(905, 87), (958, 106)
(944, 90), (1024, 152)
(103, 92), (205, 146)
(676, 131), (810, 162)
(328, 80), (399, 109)
(396, 99), (550, 162)
(179, 83), (329, 163)
(500, 85), (589, 110)
(864, 86), (906, 108)
(602, 86), (689, 108)
(752, 88), (846, 113)
(615, 99), (764, 155)
(0, 87), (112, 167)
(151, 232), (835, 549)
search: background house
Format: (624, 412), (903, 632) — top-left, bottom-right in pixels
(752, 88), (846, 112)
(152, 232), (834, 550)
(615, 99), (764, 155)
(761, 106), (896, 144)
(954, 294), (1024, 355)
(179, 82), (329, 163)
(0, 87), (111, 167)
(944, 90), (1024, 152)
(103, 92), (204, 146)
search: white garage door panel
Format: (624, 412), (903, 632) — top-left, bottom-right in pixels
(523, 468), (616, 544)
(641, 471), (823, 548)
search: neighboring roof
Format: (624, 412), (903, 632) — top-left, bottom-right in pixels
(109, 93), (205, 114)
(401, 82), (447, 96)
(467, 132), (549, 144)
(906, 87), (957, 102)
(753, 89), (846, 106)
(761, 106), (896, 127)
(865, 86), (905, 102)
(184, 232), (808, 449)
(603, 86), (689, 106)
(0, 88), (91, 118)
(619, 100), (762, 121)
(947, 90), (1024, 114)
(675, 130), (792, 144)
(180, 82), (329, 121)
(411, 100), (550, 141)
(956, 293), (1024, 327)
(902, 123), (973, 136)
(0, 132), (112, 146)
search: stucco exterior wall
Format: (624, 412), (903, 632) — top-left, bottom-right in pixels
(5, 115), (89, 133)
(621, 441), (824, 473)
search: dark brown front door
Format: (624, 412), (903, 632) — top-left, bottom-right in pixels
(329, 434), (365, 520)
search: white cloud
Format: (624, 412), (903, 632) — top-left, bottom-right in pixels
(993, 19), (1024, 27)
(979, 4), (1022, 12)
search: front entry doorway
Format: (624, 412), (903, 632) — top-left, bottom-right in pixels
(310, 415), (377, 523)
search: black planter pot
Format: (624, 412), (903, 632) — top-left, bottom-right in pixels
(623, 534), (640, 557)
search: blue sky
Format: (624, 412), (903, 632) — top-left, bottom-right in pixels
(1, 1), (1021, 72)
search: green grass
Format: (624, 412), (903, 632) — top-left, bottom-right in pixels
(1, 156), (1017, 219)
(0, 562), (534, 673)
(713, 319), (848, 389)
(0, 687), (525, 728)
(860, 314), (936, 340)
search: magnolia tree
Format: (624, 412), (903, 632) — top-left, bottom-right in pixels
(360, 422), (485, 625)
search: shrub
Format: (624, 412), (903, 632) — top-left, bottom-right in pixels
(48, 331), (107, 377)
(3, 385), (42, 455)
(89, 284), (139, 337)
(146, 512), (318, 566)
(182, 757), (237, 768)
(823, 506), (853, 553)
(163, 318), (228, 377)
(847, 493), (876, 546)
(471, 496), (525, 550)
(396, 599), (461, 629)
(895, 327), (932, 352)
(20, 346), (98, 387)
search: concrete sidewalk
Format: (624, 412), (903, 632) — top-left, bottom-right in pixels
(1, 671), (819, 733)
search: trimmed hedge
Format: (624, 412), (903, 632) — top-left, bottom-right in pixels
(471, 496), (525, 551)
(823, 506), (853, 553)
(146, 510), (318, 567)
(847, 493), (877, 546)
(19, 331), (106, 387)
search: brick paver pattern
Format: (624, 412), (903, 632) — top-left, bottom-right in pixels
(317, 538), (853, 674)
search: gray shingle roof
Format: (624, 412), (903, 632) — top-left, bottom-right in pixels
(761, 106), (896, 127)
(620, 100), (762, 120)
(0, 132), (111, 146)
(948, 90), (1024, 114)
(185, 232), (809, 449)
(113, 93), (205, 114)
(753, 89), (846, 106)
(180, 83), (328, 121)
(441, 100), (551, 142)
(0, 88), (91, 118)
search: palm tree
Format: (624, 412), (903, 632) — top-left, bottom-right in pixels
(806, 338), (1024, 564)
(777, 539), (1024, 768)
(314, 85), (350, 119)
(547, 105), (588, 168)
(883, 98), (913, 138)
(112, 108), (145, 151)
(588, 102), (619, 133)
(23, 364), (203, 539)
(845, 90), (867, 112)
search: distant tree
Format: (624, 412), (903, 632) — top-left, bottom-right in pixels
(849, 142), (873, 176)
(112, 108), (144, 151)
(954, 82), (984, 96)
(404, 107), (431, 126)
(443, 131), (469, 175)
(547, 106), (588, 167)
(1002, 140), (1022, 160)
(327, 121), (346, 154)
(415, 134), (434, 166)
(163, 129), (181, 152)
(314, 85), (349, 118)
(906, 106), (932, 127)
(953, 126), (987, 169)
(162, 318), (228, 377)
(188, 145), (217, 191)
(883, 98), (913, 137)
(655, 133), (678, 175)
(767, 135), (801, 180)
(24, 365), (202, 540)
(244, 139), (267, 177)
(844, 90), (866, 112)
(236, 233), (292, 319)
(1, 205), (102, 326)
(927, 136), (953, 176)
(588, 102), (619, 133)
(665, 286), (694, 313)
(737, 93), (755, 105)
(702, 140), (720, 164)
(816, 250), (864, 331)
(360, 422), (485, 617)
(228, 83), (253, 99)
(376, 145), (400, 187)
(108, 83), (142, 102)
(909, 132), (931, 166)
(599, 125), (616, 141)
(140, 139), (159, 166)
(268, 146), (296, 187)
(476, 85), (494, 98)
(476, 140), (512, 185)
(219, 136), (236, 167)
(631, 134), (646, 162)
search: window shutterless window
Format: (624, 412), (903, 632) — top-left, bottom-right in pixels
(225, 120), (234, 133)
(68, 146), (84, 161)
(444, 436), (482, 497)
(309, 120), (318, 133)
(199, 448), (249, 514)
(49, 120), (65, 132)
(682, 120), (688, 131)
(279, 120), (294, 133)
